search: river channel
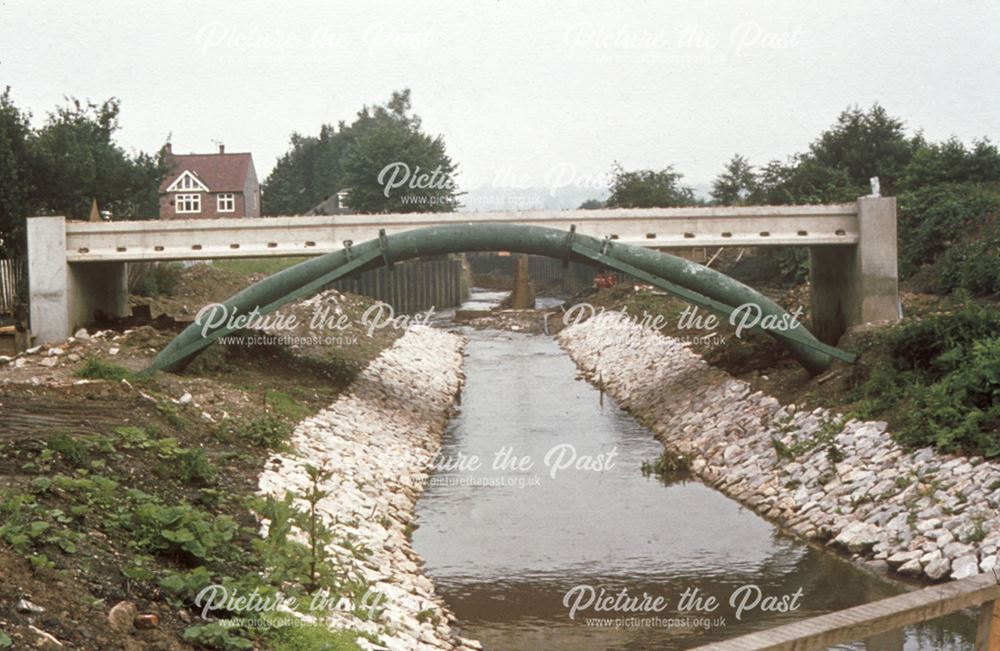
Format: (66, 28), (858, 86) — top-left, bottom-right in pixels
(413, 293), (976, 650)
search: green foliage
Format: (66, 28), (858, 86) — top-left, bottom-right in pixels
(177, 448), (217, 485)
(0, 87), (36, 255)
(128, 499), (238, 563)
(606, 162), (695, 208)
(75, 357), (135, 381)
(896, 182), (1000, 278)
(901, 137), (1000, 189)
(263, 89), (459, 214)
(48, 432), (93, 467)
(182, 623), (254, 650)
(31, 97), (165, 220)
(851, 305), (1000, 456)
(0, 89), (165, 253)
(219, 414), (293, 449)
(266, 625), (364, 651)
(927, 211), (1000, 296)
(265, 389), (311, 421)
(158, 566), (215, 606)
(770, 414), (845, 464)
(640, 451), (691, 479)
(886, 304), (1000, 375)
(807, 103), (916, 195)
(711, 154), (757, 205)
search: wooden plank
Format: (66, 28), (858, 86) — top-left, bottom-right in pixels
(693, 571), (1000, 651)
(978, 600), (1000, 651)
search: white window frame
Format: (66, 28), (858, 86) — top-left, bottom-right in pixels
(165, 170), (210, 193)
(217, 193), (236, 213)
(175, 193), (202, 214)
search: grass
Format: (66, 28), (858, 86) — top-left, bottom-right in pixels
(75, 357), (138, 382)
(215, 257), (305, 276)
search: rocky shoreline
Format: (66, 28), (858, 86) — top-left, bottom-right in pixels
(257, 325), (480, 651)
(558, 312), (1000, 583)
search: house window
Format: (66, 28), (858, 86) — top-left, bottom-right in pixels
(175, 193), (201, 213)
(217, 193), (235, 212)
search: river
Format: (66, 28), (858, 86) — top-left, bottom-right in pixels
(413, 293), (976, 650)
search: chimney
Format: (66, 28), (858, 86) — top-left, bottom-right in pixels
(163, 142), (172, 155)
(218, 143), (225, 154)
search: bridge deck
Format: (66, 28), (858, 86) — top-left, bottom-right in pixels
(64, 205), (860, 262)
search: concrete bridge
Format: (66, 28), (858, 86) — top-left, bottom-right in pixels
(26, 196), (898, 345)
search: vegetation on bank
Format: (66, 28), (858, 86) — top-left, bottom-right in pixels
(0, 368), (373, 649)
(847, 303), (1000, 458)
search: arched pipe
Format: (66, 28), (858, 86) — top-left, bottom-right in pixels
(148, 224), (854, 375)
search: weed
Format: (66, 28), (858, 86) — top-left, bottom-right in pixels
(75, 357), (134, 381)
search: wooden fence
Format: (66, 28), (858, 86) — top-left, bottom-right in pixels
(329, 257), (466, 314)
(692, 570), (1000, 651)
(0, 257), (25, 316)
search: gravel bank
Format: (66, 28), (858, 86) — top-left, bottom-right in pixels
(558, 312), (1000, 583)
(258, 325), (481, 651)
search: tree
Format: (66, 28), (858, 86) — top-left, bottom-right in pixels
(605, 163), (695, 208)
(262, 90), (460, 214)
(0, 87), (35, 255)
(808, 103), (916, 195)
(578, 199), (605, 209)
(31, 98), (165, 220)
(339, 91), (459, 213)
(901, 137), (1000, 190)
(711, 154), (756, 205)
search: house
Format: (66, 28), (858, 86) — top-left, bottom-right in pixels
(158, 144), (261, 219)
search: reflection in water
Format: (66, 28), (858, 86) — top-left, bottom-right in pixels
(413, 325), (976, 650)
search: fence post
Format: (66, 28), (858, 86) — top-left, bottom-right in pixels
(978, 600), (1000, 651)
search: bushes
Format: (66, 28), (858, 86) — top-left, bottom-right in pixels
(897, 337), (1000, 456)
(932, 213), (1000, 296)
(851, 305), (1000, 456)
(897, 182), (1000, 278)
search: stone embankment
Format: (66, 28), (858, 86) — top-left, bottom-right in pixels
(257, 325), (480, 651)
(558, 312), (1000, 583)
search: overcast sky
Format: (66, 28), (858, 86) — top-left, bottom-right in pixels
(2, 0), (999, 201)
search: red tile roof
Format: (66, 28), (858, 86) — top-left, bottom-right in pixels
(159, 152), (255, 193)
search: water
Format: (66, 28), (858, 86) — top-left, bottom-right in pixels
(412, 309), (978, 650)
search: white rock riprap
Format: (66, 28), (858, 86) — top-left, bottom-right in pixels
(257, 325), (480, 651)
(558, 312), (1000, 583)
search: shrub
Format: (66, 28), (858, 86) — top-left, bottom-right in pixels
(896, 337), (1000, 456)
(76, 357), (134, 381)
(897, 182), (1000, 278)
(932, 213), (1000, 296)
(886, 304), (1000, 376)
(219, 414), (292, 449)
(851, 305), (1000, 456)
(177, 448), (216, 485)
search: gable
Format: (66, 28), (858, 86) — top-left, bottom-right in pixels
(159, 152), (256, 194)
(165, 170), (210, 193)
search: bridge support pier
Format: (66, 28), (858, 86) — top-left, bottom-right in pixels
(809, 196), (900, 344)
(509, 254), (535, 309)
(27, 216), (129, 344)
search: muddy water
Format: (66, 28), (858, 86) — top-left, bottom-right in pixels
(414, 305), (976, 650)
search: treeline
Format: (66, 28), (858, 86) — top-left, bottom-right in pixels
(598, 104), (1000, 295)
(0, 88), (166, 256)
(262, 90), (460, 215)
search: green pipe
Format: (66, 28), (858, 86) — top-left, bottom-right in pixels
(148, 224), (846, 374)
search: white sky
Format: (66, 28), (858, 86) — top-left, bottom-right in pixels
(2, 0), (999, 195)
